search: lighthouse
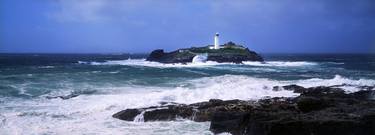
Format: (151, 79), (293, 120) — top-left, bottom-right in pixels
(214, 32), (220, 49)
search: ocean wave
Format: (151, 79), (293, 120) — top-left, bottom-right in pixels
(108, 71), (120, 74)
(295, 75), (375, 93)
(1, 75), (374, 134)
(0, 75), (294, 134)
(79, 59), (234, 68)
(325, 62), (345, 65)
(79, 59), (318, 68)
(38, 66), (55, 69)
(0, 90), (212, 134)
(243, 61), (318, 67)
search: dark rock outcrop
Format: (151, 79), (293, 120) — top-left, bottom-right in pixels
(45, 90), (97, 100)
(146, 42), (263, 63)
(113, 85), (375, 135)
(113, 99), (251, 122)
(46, 94), (79, 100)
(112, 109), (141, 121)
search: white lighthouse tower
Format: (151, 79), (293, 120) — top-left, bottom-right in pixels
(214, 32), (220, 49)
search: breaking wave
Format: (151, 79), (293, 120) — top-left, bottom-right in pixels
(243, 61), (318, 67)
(79, 59), (319, 68)
(79, 59), (232, 68)
(1, 74), (374, 134)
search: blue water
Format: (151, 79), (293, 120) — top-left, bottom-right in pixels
(0, 53), (374, 134)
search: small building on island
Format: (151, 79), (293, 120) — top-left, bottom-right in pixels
(208, 33), (246, 50)
(146, 32), (263, 63)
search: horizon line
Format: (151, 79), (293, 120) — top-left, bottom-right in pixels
(1, 52), (374, 55)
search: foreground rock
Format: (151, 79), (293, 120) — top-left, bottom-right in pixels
(146, 42), (263, 63)
(113, 85), (375, 135)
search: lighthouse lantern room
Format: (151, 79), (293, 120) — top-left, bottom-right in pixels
(214, 32), (220, 49)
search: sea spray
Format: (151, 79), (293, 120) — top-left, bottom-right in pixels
(133, 111), (145, 122)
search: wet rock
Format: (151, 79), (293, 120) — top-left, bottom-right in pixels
(113, 85), (375, 135)
(210, 112), (250, 135)
(351, 90), (375, 99)
(296, 97), (330, 112)
(143, 105), (195, 121)
(112, 109), (141, 121)
(46, 90), (96, 100)
(46, 94), (79, 100)
(113, 99), (253, 122)
(146, 49), (165, 62)
(282, 84), (307, 93)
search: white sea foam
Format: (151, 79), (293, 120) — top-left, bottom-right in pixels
(325, 62), (345, 65)
(81, 59), (231, 68)
(108, 71), (120, 74)
(129, 60), (225, 68)
(77, 61), (88, 64)
(79, 59), (318, 68)
(133, 111), (146, 122)
(295, 75), (375, 93)
(243, 61), (318, 67)
(1, 75), (374, 134)
(38, 66), (55, 69)
(192, 54), (208, 63)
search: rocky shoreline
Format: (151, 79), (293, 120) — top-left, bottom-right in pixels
(113, 85), (375, 135)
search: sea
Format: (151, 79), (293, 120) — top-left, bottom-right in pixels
(0, 53), (375, 135)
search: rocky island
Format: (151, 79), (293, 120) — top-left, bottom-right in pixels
(113, 85), (375, 135)
(146, 41), (263, 64)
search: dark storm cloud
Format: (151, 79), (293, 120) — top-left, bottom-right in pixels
(1, 0), (374, 53)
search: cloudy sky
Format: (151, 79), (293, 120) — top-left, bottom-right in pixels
(1, 0), (375, 53)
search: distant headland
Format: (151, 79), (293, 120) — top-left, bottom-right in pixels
(146, 33), (263, 64)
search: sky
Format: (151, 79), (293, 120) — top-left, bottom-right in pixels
(0, 0), (375, 53)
